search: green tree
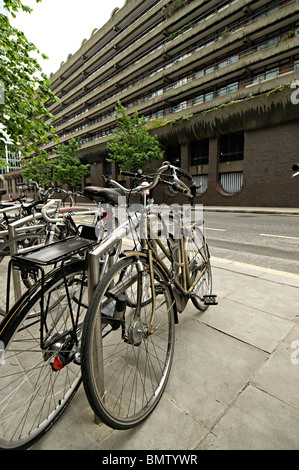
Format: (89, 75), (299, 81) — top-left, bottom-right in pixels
(0, 0), (59, 160)
(22, 151), (52, 187)
(107, 101), (163, 172)
(50, 139), (90, 190)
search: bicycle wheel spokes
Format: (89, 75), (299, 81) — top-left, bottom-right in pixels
(0, 262), (87, 450)
(82, 257), (175, 429)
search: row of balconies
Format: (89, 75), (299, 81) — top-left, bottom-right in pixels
(55, 34), (298, 141)
(43, 59), (298, 155)
(48, 0), (260, 112)
(45, 17), (298, 137)
(42, 0), (298, 155)
(49, 0), (166, 93)
(48, 0), (297, 128)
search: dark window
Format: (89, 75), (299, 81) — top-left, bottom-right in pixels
(105, 161), (112, 175)
(191, 139), (209, 166)
(166, 145), (181, 166)
(220, 132), (244, 163)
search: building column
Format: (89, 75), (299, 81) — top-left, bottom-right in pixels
(180, 143), (190, 171)
(208, 137), (219, 191)
(90, 160), (104, 186)
(112, 162), (117, 180)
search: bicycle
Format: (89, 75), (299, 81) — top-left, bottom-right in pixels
(0, 162), (216, 449)
(0, 182), (129, 449)
(0, 180), (77, 239)
(81, 162), (217, 430)
(1, 186), (121, 312)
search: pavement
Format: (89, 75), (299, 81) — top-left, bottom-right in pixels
(30, 255), (299, 451)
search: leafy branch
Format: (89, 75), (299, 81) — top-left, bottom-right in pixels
(0, 0), (59, 159)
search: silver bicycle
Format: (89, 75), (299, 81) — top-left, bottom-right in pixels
(0, 162), (216, 449)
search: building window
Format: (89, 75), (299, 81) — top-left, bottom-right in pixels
(0, 145), (21, 174)
(194, 175), (208, 194)
(166, 145), (181, 167)
(220, 172), (243, 194)
(105, 161), (112, 176)
(191, 139), (209, 166)
(220, 132), (244, 163)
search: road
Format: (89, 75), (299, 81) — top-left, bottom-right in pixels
(74, 204), (299, 275)
(204, 211), (299, 275)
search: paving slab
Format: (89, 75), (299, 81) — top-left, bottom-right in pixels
(164, 320), (267, 429)
(251, 324), (299, 410)
(197, 385), (299, 450)
(201, 297), (295, 353)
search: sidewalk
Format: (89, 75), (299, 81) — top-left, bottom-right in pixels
(31, 257), (299, 451)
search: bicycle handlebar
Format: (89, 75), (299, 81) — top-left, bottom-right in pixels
(41, 200), (64, 223)
(292, 164), (299, 178)
(172, 182), (189, 195)
(111, 162), (192, 197)
(120, 170), (143, 178)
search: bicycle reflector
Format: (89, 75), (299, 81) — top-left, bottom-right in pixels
(52, 356), (65, 371)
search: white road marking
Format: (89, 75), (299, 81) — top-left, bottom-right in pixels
(260, 233), (299, 240)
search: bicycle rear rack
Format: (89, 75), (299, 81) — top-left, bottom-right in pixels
(7, 226), (98, 310)
(7, 229), (98, 350)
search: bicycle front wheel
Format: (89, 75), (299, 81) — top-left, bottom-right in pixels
(0, 260), (88, 450)
(81, 256), (175, 430)
(187, 226), (212, 311)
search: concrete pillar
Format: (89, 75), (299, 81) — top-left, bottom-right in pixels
(90, 160), (104, 186)
(208, 137), (219, 190)
(180, 143), (190, 171)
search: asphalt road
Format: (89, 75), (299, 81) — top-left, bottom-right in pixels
(73, 204), (299, 275)
(204, 211), (299, 275)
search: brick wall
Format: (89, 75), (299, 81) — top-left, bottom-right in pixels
(197, 120), (299, 208)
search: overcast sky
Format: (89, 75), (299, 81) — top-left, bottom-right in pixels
(10, 0), (125, 76)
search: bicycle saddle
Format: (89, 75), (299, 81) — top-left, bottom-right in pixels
(0, 189), (7, 197)
(84, 186), (124, 206)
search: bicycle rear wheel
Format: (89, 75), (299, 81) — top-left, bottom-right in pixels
(81, 256), (175, 430)
(0, 260), (88, 450)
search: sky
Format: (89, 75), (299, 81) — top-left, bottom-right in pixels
(10, 0), (125, 77)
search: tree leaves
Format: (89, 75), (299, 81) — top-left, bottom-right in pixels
(50, 138), (90, 190)
(22, 151), (52, 187)
(0, 0), (59, 159)
(23, 139), (90, 190)
(107, 101), (163, 172)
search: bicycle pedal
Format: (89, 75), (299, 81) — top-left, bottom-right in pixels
(203, 295), (218, 305)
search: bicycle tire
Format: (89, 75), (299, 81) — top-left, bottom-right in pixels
(0, 260), (87, 450)
(187, 226), (212, 311)
(81, 255), (175, 430)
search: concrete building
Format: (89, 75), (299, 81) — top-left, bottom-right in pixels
(7, 0), (299, 206)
